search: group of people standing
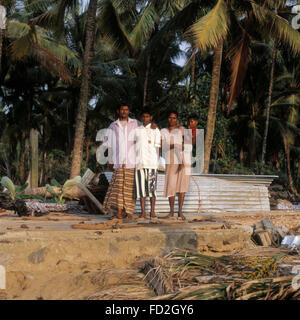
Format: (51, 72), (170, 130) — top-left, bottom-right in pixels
(102, 104), (199, 221)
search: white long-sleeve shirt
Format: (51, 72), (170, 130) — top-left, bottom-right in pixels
(102, 117), (140, 169)
(134, 124), (161, 170)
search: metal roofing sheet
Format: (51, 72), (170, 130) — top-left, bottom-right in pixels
(103, 172), (275, 213)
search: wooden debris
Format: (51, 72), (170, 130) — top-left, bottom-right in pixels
(78, 183), (104, 214)
(253, 230), (273, 246)
(1, 199), (85, 217)
(81, 169), (96, 186)
(252, 218), (286, 246)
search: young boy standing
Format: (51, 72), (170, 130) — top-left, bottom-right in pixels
(187, 114), (199, 146)
(134, 110), (161, 219)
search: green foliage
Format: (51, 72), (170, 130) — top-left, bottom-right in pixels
(0, 176), (38, 200)
(0, 177), (16, 200)
(1, 0), (300, 197)
(211, 159), (282, 177)
(176, 73), (237, 167)
(45, 150), (73, 184)
(45, 176), (80, 203)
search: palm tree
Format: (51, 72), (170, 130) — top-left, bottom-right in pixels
(261, 38), (278, 165)
(0, 0), (82, 184)
(185, 0), (300, 173)
(271, 65), (300, 194)
(70, 0), (98, 178)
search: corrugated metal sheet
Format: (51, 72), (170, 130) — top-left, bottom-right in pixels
(103, 172), (277, 214)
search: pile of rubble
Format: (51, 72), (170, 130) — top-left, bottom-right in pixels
(269, 184), (300, 210)
(252, 218), (291, 247)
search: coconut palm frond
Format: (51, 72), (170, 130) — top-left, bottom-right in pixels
(38, 37), (81, 72)
(98, 0), (135, 55)
(271, 102), (300, 109)
(30, 7), (58, 29)
(129, 4), (159, 50)
(8, 22), (36, 60)
(186, 0), (230, 51)
(272, 94), (300, 106)
(95, 39), (119, 60)
(252, 3), (300, 56)
(145, 2), (205, 53)
(7, 21), (31, 39)
(155, 0), (187, 17)
(275, 73), (294, 82)
(270, 115), (300, 136)
(273, 88), (300, 98)
(24, 0), (53, 13)
(285, 121), (300, 136)
(111, 0), (138, 16)
(8, 20), (80, 75)
(227, 29), (251, 113)
(31, 43), (72, 84)
(30, 0), (76, 38)
(263, 0), (287, 9)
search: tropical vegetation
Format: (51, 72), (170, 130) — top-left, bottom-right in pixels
(1, 0), (300, 196)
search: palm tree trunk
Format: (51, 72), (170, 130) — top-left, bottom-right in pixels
(191, 51), (195, 84)
(143, 51), (151, 108)
(85, 137), (90, 168)
(282, 134), (299, 196)
(261, 39), (278, 165)
(0, 29), (3, 71)
(191, 51), (196, 108)
(297, 160), (300, 189)
(70, 0), (97, 179)
(30, 128), (39, 188)
(39, 136), (47, 186)
(203, 40), (223, 173)
(2, 139), (11, 178)
(249, 123), (257, 168)
(19, 130), (26, 184)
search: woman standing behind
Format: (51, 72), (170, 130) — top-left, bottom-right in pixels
(161, 111), (192, 220)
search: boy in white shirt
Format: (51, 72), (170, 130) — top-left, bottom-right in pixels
(134, 110), (161, 219)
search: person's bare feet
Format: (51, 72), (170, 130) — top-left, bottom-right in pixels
(116, 208), (123, 219)
(124, 214), (134, 222)
(150, 212), (157, 218)
(164, 213), (175, 219)
(178, 213), (186, 220)
(116, 213), (123, 219)
(137, 213), (146, 221)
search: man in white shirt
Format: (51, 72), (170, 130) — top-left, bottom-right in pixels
(102, 105), (139, 220)
(134, 110), (161, 219)
(102, 105), (158, 220)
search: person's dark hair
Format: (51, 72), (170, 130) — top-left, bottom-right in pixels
(167, 110), (178, 118)
(141, 109), (153, 116)
(188, 114), (198, 121)
(117, 104), (130, 111)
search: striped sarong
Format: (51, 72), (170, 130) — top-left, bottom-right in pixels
(103, 168), (136, 215)
(135, 169), (157, 199)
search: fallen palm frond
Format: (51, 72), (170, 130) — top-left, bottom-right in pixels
(142, 259), (174, 295)
(143, 249), (300, 300)
(155, 276), (300, 300)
